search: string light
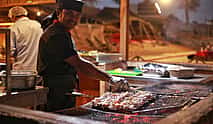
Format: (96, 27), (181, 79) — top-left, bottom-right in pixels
(36, 11), (41, 16)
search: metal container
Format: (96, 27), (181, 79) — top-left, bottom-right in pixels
(169, 69), (194, 78)
(0, 70), (37, 90)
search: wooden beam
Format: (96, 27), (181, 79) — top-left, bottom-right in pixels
(120, 0), (129, 61)
(0, 103), (101, 124)
(0, 0), (56, 8)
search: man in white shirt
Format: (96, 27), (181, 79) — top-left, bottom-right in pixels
(8, 6), (43, 72)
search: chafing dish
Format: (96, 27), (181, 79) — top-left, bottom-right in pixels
(0, 70), (37, 90)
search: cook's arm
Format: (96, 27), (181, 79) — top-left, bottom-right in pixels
(64, 54), (111, 82)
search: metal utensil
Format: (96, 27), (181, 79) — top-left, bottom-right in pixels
(107, 80), (130, 92)
(66, 92), (95, 98)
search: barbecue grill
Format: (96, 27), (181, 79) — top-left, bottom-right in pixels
(0, 81), (212, 124)
(56, 81), (213, 124)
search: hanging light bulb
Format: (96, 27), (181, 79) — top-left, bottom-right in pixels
(155, 2), (162, 14)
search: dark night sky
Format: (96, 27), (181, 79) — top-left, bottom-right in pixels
(95, 0), (213, 23)
(165, 0), (213, 23)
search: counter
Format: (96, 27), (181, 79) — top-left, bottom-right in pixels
(0, 104), (104, 124)
(0, 86), (48, 109)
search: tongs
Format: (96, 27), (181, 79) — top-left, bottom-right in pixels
(107, 80), (131, 92)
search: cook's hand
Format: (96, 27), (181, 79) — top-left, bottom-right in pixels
(109, 76), (129, 92)
(109, 76), (127, 84)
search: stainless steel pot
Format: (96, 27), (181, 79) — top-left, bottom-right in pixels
(0, 70), (38, 90)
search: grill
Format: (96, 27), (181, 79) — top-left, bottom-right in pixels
(142, 83), (212, 97)
(56, 107), (164, 124)
(57, 82), (213, 124)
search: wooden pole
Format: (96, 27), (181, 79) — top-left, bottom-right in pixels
(184, 0), (189, 25)
(0, 28), (11, 94)
(120, 0), (129, 61)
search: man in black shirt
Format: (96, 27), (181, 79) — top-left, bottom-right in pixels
(37, 0), (128, 112)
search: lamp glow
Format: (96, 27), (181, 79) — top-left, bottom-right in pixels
(159, 0), (172, 5)
(36, 11), (41, 16)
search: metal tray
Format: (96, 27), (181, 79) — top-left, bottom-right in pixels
(81, 94), (190, 115)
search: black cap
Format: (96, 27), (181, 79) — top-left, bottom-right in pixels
(58, 0), (84, 12)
